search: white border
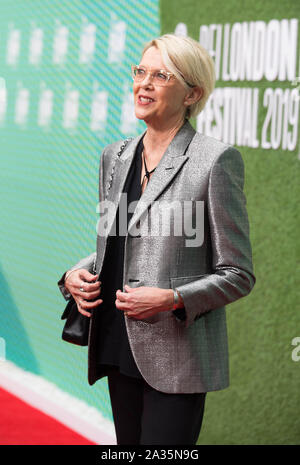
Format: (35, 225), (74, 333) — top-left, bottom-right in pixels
(0, 360), (116, 445)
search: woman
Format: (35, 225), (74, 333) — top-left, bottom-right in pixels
(58, 34), (255, 445)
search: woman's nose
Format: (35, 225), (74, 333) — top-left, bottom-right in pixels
(140, 73), (154, 88)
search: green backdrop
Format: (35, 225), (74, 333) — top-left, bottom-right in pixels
(160, 0), (300, 445)
(0, 0), (299, 445)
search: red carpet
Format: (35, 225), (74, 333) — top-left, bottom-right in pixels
(0, 387), (96, 445)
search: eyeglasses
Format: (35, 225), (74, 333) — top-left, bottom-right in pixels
(132, 65), (174, 86)
(131, 65), (194, 88)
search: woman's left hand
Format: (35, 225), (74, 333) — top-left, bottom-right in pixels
(115, 285), (174, 320)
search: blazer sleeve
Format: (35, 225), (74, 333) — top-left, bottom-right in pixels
(175, 146), (256, 328)
(57, 147), (106, 301)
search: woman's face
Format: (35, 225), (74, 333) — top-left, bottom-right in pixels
(133, 46), (188, 129)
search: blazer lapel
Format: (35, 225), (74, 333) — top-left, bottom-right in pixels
(128, 120), (196, 234)
(104, 132), (145, 236)
(106, 134), (144, 203)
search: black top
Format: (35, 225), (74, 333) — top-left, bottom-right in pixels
(96, 138), (144, 379)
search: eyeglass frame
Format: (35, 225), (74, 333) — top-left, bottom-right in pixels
(131, 65), (195, 88)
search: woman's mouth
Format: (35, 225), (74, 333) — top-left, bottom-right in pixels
(138, 95), (155, 105)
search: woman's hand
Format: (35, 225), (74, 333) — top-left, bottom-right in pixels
(115, 285), (176, 320)
(65, 269), (102, 317)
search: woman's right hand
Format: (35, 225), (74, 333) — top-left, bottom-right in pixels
(65, 269), (102, 317)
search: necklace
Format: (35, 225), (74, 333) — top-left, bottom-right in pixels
(141, 150), (157, 186)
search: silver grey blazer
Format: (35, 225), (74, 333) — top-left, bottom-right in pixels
(58, 120), (255, 393)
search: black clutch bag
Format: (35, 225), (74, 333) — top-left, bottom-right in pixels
(61, 296), (90, 346)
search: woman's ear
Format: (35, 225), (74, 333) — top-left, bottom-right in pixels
(184, 87), (204, 106)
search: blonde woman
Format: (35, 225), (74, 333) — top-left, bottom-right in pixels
(58, 34), (255, 445)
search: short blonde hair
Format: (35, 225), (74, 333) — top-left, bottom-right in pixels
(142, 34), (215, 118)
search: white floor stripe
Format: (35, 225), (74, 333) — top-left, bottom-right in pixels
(0, 360), (116, 445)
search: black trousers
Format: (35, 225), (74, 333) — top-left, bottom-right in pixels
(107, 368), (206, 445)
